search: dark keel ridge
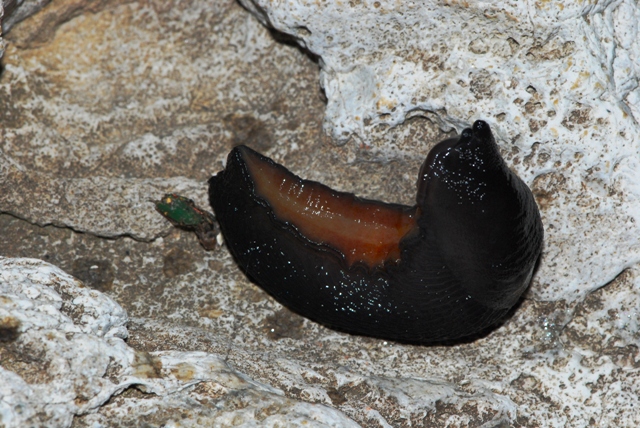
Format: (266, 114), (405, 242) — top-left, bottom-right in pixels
(208, 120), (544, 343)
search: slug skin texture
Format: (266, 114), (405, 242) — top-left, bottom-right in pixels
(209, 121), (543, 343)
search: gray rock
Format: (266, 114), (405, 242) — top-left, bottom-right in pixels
(1, 0), (639, 426)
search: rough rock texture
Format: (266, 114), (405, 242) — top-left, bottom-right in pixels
(0, 2), (5, 59)
(1, 0), (51, 34)
(1, 0), (640, 426)
(240, 0), (640, 304)
(0, 258), (359, 427)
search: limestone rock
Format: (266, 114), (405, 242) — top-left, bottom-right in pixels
(0, 258), (361, 427)
(239, 0), (640, 304)
(1, 0), (640, 426)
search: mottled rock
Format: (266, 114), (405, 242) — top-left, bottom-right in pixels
(0, 258), (360, 427)
(1, 0), (640, 426)
(238, 0), (640, 303)
(1, 0), (50, 34)
(0, 154), (205, 240)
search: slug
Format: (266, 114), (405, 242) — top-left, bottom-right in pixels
(208, 120), (543, 343)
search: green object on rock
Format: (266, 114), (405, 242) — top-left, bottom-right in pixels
(155, 193), (219, 250)
(156, 194), (208, 227)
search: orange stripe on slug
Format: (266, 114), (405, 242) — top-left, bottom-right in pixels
(241, 147), (417, 268)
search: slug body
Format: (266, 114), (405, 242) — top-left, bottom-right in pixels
(209, 120), (543, 342)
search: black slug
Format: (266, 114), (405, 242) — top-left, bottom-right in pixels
(208, 120), (543, 343)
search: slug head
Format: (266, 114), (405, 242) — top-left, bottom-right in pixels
(416, 120), (538, 309)
(416, 120), (506, 208)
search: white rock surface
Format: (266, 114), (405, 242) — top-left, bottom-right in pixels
(240, 0), (640, 304)
(0, 258), (361, 427)
(0, 257), (132, 426)
(2, 0), (640, 426)
(4, 258), (639, 427)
